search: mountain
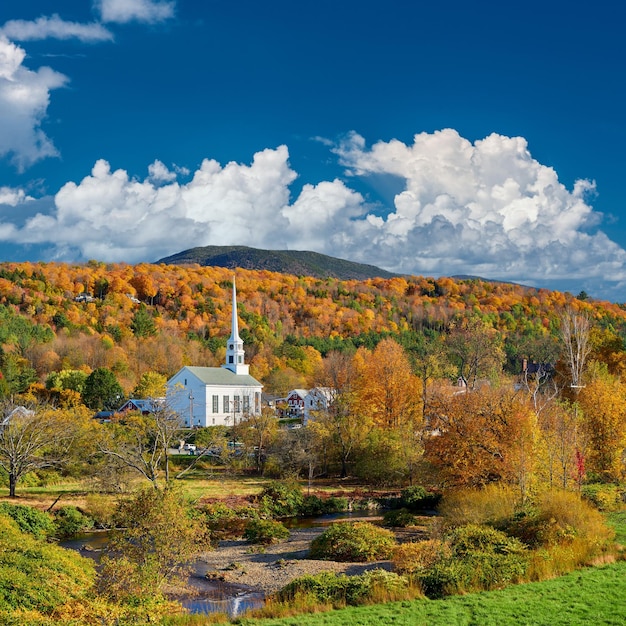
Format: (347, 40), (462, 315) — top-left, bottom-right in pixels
(156, 246), (398, 280)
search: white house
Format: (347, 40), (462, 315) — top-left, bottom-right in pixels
(303, 387), (335, 424)
(167, 278), (263, 427)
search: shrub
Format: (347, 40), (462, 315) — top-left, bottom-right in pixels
(411, 524), (528, 598)
(506, 490), (614, 550)
(53, 506), (94, 539)
(400, 486), (441, 511)
(274, 569), (410, 607)
(244, 519), (290, 545)
(258, 481), (304, 518)
(581, 483), (624, 511)
(393, 539), (451, 574)
(201, 502), (258, 541)
(309, 521), (396, 562)
(0, 515), (95, 614)
(300, 494), (349, 516)
(439, 483), (520, 528)
(383, 508), (418, 528)
(0, 503), (55, 539)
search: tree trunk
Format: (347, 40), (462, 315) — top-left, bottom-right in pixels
(9, 473), (17, 498)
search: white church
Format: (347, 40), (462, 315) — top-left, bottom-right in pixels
(167, 278), (263, 427)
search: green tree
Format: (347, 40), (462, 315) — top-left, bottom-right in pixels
(131, 304), (157, 338)
(82, 367), (124, 411)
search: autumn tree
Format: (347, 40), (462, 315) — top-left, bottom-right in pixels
(445, 317), (505, 389)
(577, 367), (626, 482)
(97, 400), (182, 487)
(0, 402), (94, 497)
(132, 371), (167, 398)
(237, 407), (279, 473)
(355, 339), (423, 430)
(98, 487), (211, 602)
(537, 400), (582, 489)
(308, 350), (370, 478)
(425, 386), (537, 489)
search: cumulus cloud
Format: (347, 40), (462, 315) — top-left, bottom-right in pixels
(1, 146), (361, 263)
(0, 186), (34, 206)
(0, 37), (68, 170)
(96, 0), (175, 24)
(333, 129), (626, 284)
(0, 15), (113, 42)
(1, 131), (626, 298)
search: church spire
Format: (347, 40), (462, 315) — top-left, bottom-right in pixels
(224, 276), (249, 375)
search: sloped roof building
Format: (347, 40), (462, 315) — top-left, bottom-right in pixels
(167, 278), (263, 427)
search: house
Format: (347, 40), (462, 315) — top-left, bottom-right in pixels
(303, 387), (335, 424)
(117, 398), (164, 415)
(285, 389), (308, 418)
(166, 278), (263, 427)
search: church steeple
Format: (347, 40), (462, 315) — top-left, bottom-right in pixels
(224, 276), (249, 375)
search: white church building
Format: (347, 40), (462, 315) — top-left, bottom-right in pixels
(167, 279), (263, 427)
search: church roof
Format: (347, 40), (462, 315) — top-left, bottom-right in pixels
(183, 366), (262, 387)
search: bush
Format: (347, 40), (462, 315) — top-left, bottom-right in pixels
(439, 483), (520, 527)
(0, 515), (95, 614)
(400, 486), (441, 511)
(300, 494), (349, 516)
(258, 481), (304, 518)
(244, 519), (290, 544)
(274, 569), (410, 607)
(506, 490), (614, 549)
(0, 503), (55, 539)
(383, 508), (418, 528)
(309, 521), (396, 562)
(201, 502), (259, 541)
(393, 539), (450, 574)
(581, 483), (625, 511)
(53, 506), (94, 539)
(411, 524), (528, 598)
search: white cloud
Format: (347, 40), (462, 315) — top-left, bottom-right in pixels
(0, 37), (68, 170)
(0, 186), (34, 206)
(1, 131), (626, 298)
(0, 15), (113, 42)
(96, 0), (175, 24)
(148, 159), (177, 183)
(333, 129), (625, 284)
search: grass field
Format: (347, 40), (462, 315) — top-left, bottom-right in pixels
(237, 560), (626, 626)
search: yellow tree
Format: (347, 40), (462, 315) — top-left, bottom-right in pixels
(308, 350), (371, 478)
(577, 368), (626, 482)
(354, 339), (424, 484)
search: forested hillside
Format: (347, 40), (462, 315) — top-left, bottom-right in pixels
(0, 259), (625, 398)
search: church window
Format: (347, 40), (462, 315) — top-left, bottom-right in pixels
(212, 395), (219, 413)
(223, 396), (229, 412)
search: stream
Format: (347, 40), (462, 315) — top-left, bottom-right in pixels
(61, 510), (384, 617)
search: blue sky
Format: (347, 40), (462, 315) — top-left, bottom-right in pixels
(1, 1), (625, 301)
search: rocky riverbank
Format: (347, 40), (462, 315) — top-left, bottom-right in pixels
(191, 525), (394, 596)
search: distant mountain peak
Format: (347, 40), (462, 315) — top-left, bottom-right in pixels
(156, 246), (398, 281)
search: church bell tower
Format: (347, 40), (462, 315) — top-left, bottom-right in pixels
(224, 276), (249, 375)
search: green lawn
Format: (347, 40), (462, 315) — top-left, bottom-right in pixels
(240, 560), (626, 626)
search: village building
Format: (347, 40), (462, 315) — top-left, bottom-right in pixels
(303, 387), (335, 424)
(167, 278), (263, 427)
